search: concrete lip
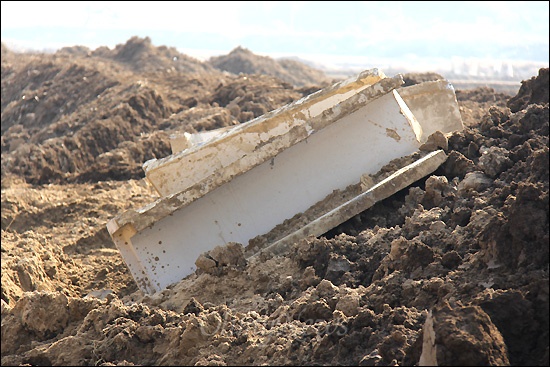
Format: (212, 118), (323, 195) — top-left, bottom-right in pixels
(107, 69), (464, 294)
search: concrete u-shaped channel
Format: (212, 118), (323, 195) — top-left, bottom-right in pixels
(107, 68), (463, 294)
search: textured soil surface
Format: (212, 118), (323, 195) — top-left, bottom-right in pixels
(1, 37), (549, 366)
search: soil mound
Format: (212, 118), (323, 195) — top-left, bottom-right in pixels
(56, 37), (217, 75)
(0, 41), (313, 185)
(508, 67), (549, 113)
(208, 46), (332, 87)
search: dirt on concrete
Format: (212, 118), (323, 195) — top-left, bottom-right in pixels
(1, 37), (548, 366)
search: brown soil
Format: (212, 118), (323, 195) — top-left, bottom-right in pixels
(1, 37), (548, 366)
(208, 46), (333, 88)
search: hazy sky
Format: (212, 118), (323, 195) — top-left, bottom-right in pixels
(1, 1), (549, 65)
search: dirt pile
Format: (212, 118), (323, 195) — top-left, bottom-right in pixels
(207, 46), (332, 87)
(508, 67), (550, 113)
(58, 36), (216, 75)
(1, 37), (548, 366)
(1, 38), (315, 185)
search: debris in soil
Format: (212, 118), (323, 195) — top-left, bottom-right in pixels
(1, 37), (548, 366)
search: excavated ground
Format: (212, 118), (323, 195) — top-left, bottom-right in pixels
(1, 38), (548, 366)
